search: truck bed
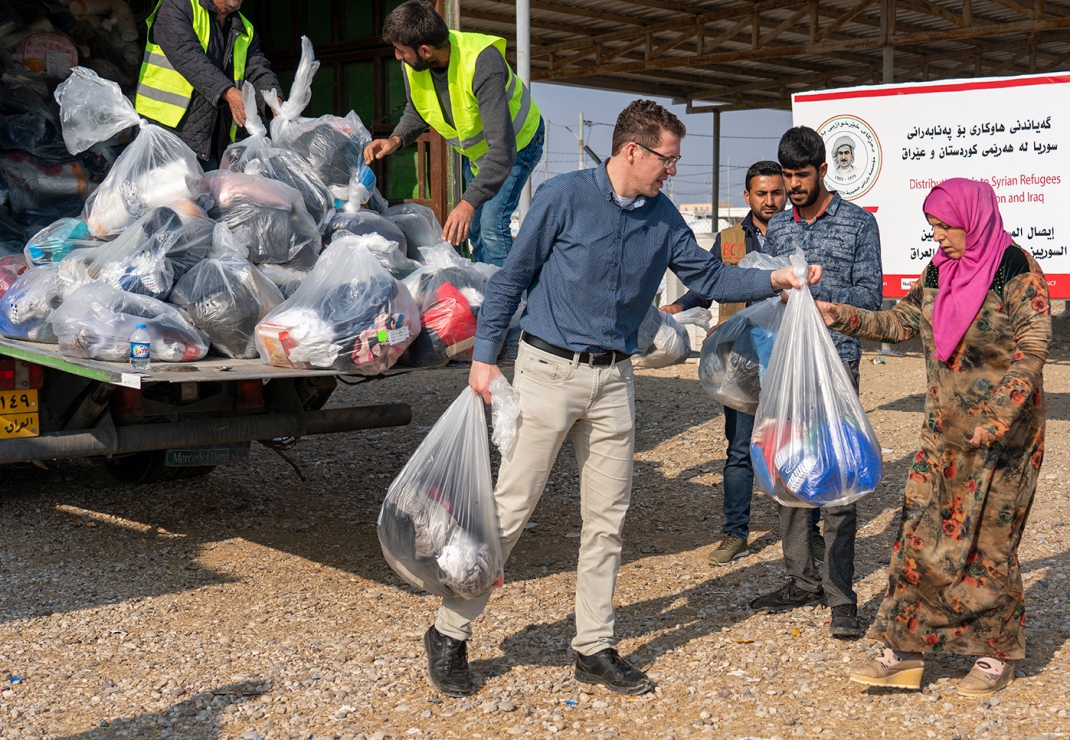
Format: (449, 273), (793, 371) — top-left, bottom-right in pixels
(0, 337), (374, 388)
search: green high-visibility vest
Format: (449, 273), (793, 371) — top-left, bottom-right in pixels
(135, 0), (252, 140)
(405, 30), (541, 175)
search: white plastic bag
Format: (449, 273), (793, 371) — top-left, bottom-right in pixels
(377, 387), (504, 598)
(631, 305), (711, 369)
(220, 82), (334, 229)
(55, 68), (208, 237)
(170, 253), (285, 359)
(749, 250), (882, 508)
(53, 67), (140, 155)
(254, 232), (420, 373)
(489, 374), (519, 456)
(53, 283), (209, 362)
(205, 170), (322, 268)
(265, 37), (376, 206)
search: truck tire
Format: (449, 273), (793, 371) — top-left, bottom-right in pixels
(103, 451), (179, 485)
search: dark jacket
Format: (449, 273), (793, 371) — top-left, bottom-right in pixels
(150, 0), (281, 161)
(676, 211), (764, 311)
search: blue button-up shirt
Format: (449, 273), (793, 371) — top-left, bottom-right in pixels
(763, 191), (884, 363)
(473, 162), (779, 364)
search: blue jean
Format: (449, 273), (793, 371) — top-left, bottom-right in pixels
(723, 407), (820, 541)
(462, 119), (545, 267)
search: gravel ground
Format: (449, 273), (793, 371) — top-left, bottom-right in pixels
(1, 310), (1069, 740)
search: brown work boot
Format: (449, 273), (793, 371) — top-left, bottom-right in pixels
(957, 658), (1015, 697)
(848, 650), (924, 689)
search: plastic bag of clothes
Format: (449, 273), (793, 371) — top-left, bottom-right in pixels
(257, 262), (307, 298)
(386, 203), (443, 260)
(631, 306), (711, 369)
(53, 283), (208, 362)
(55, 67), (207, 236)
(220, 82), (334, 229)
(330, 224), (416, 280)
(170, 253), (284, 359)
(399, 244), (493, 367)
(264, 37), (376, 207)
(0, 83), (71, 162)
(24, 217), (94, 266)
(255, 232), (419, 373)
(53, 66), (139, 155)
(0, 264), (64, 341)
(378, 386), (504, 599)
(0, 254), (31, 300)
(750, 250), (882, 508)
(0, 154), (95, 227)
(327, 209), (411, 268)
(84, 201), (214, 299)
(206, 170), (321, 269)
(699, 296), (783, 414)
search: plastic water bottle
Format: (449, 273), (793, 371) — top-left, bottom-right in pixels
(129, 323), (151, 371)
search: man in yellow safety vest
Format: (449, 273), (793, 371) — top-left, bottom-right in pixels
(364, 0), (544, 267)
(135, 0), (280, 165)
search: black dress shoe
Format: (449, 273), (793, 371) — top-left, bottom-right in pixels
(749, 579), (826, 613)
(575, 648), (654, 695)
(424, 626), (473, 697)
(829, 603), (864, 638)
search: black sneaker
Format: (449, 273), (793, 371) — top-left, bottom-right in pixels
(575, 648), (654, 695)
(829, 604), (864, 638)
(811, 532), (827, 564)
(749, 579), (826, 613)
(424, 626), (473, 697)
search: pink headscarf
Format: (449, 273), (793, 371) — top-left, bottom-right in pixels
(923, 178), (1011, 362)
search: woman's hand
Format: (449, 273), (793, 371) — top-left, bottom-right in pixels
(969, 426), (996, 447)
(815, 300), (841, 327)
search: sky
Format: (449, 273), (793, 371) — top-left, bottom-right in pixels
(529, 81), (793, 209)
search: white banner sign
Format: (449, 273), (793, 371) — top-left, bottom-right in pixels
(793, 73), (1070, 298)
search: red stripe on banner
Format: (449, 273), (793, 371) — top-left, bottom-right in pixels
(862, 206), (878, 213)
(795, 74), (1070, 103)
(882, 274), (1070, 299)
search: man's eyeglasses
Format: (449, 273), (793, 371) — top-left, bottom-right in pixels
(635, 142), (681, 168)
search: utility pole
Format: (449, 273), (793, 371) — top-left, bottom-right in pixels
(726, 157), (731, 221)
(578, 112), (585, 170)
(711, 109), (721, 230)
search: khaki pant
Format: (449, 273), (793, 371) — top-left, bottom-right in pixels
(435, 341), (636, 655)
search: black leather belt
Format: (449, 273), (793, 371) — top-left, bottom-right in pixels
(521, 332), (630, 366)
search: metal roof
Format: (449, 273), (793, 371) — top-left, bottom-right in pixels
(459, 0), (1070, 111)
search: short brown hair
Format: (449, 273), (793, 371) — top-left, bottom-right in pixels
(611, 100), (686, 156)
(381, 0), (450, 50)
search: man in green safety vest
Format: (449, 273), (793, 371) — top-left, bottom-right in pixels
(135, 0), (281, 166)
(364, 0), (544, 267)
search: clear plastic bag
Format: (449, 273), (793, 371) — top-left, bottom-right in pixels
(53, 67), (140, 155)
(327, 209), (410, 267)
(53, 282), (208, 362)
(256, 262), (308, 298)
(220, 83), (334, 229)
(206, 170), (322, 269)
(399, 245), (493, 367)
(170, 253), (284, 359)
(0, 264), (63, 341)
(750, 251), (882, 508)
(24, 217), (95, 266)
(699, 296), (784, 415)
(0, 254), (30, 299)
(330, 227), (417, 280)
(264, 37), (375, 207)
(56, 68), (208, 236)
(386, 203), (443, 260)
(377, 387), (504, 598)
(631, 306), (710, 370)
(254, 232), (419, 373)
(489, 374), (519, 456)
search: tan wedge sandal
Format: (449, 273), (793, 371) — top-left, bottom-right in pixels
(957, 659), (1015, 697)
(849, 653), (925, 690)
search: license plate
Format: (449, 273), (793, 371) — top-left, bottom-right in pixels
(0, 413), (38, 438)
(0, 389), (37, 413)
(165, 443), (250, 467)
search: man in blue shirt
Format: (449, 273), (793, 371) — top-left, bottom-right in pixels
(422, 100), (820, 699)
(748, 126), (883, 639)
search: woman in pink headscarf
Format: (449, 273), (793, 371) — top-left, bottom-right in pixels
(815, 178), (1050, 697)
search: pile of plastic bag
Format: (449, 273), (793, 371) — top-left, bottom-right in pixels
(749, 251), (882, 508)
(255, 233), (419, 373)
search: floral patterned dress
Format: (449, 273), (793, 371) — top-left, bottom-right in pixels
(832, 245), (1050, 659)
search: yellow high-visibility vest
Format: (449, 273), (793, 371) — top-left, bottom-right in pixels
(405, 30), (541, 175)
(135, 0), (252, 140)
